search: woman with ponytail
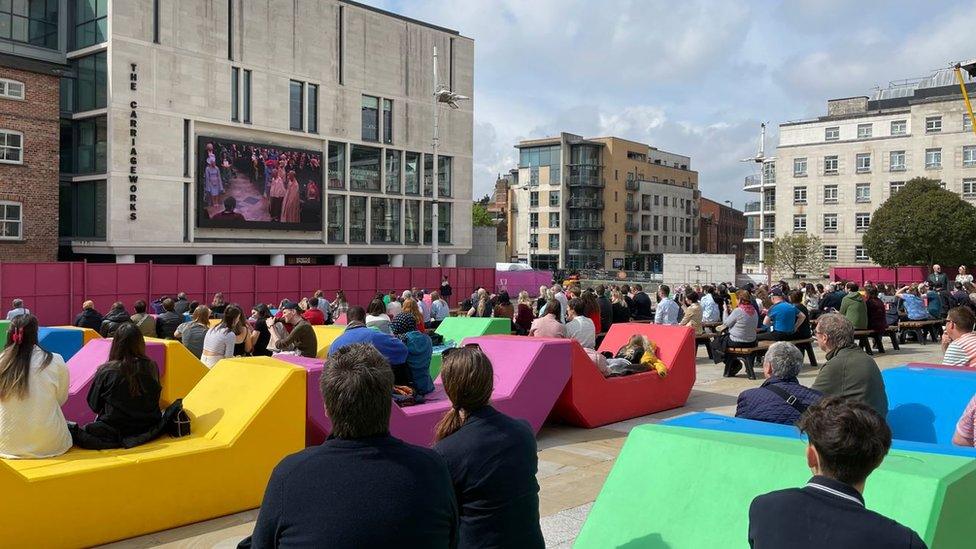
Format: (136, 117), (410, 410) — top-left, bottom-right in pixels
(433, 346), (544, 548)
(0, 314), (72, 458)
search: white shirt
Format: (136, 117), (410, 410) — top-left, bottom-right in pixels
(957, 274), (974, 285)
(0, 346), (72, 459)
(201, 326), (236, 368)
(566, 315), (596, 349)
(5, 307), (29, 320)
(430, 299), (450, 321)
(554, 291), (569, 323)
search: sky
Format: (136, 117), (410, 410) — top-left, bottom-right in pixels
(361, 0), (976, 207)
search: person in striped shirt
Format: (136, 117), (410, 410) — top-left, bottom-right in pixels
(941, 306), (976, 368)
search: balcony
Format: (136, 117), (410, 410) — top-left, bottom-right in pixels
(625, 180), (639, 191)
(625, 201), (639, 212)
(744, 228), (775, 241)
(743, 174), (763, 191)
(743, 201), (776, 215)
(567, 175), (605, 188)
(568, 197), (604, 209)
(568, 241), (604, 252)
(625, 221), (638, 232)
(567, 219), (604, 230)
(625, 241), (639, 253)
(641, 201), (652, 211)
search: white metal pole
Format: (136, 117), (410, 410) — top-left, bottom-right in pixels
(758, 123), (766, 267)
(431, 46), (440, 267)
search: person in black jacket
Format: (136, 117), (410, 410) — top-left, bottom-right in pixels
(595, 285), (613, 331)
(173, 292), (190, 316)
(74, 300), (103, 331)
(749, 397), (926, 548)
(99, 301), (131, 337)
(155, 298), (184, 340)
(632, 284), (653, 320)
(433, 346), (544, 549)
(243, 343), (458, 548)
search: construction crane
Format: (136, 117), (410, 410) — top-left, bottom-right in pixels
(955, 59), (976, 138)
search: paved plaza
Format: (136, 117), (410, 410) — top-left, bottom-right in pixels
(97, 342), (946, 548)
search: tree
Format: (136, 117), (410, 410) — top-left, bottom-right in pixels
(767, 233), (827, 278)
(863, 177), (976, 267)
(472, 203), (494, 227)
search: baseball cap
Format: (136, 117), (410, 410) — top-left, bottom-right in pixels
(280, 300), (300, 310)
(769, 287), (785, 297)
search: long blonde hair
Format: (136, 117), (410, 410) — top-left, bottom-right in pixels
(434, 346), (494, 442)
(402, 298), (424, 328)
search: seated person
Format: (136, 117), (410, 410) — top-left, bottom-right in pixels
(0, 314), (72, 459)
(390, 312), (435, 402)
(269, 301), (318, 358)
(301, 297), (326, 326)
(749, 397), (925, 548)
(735, 342), (822, 425)
(155, 298), (185, 339)
(952, 393), (976, 447)
(895, 285), (932, 321)
(941, 306), (976, 368)
(565, 298), (596, 349)
(130, 299), (157, 338)
(243, 343), (458, 547)
(174, 305), (210, 358)
(811, 314), (888, 418)
(604, 334), (667, 377)
(329, 306), (408, 366)
(70, 324), (165, 450)
(365, 298), (393, 334)
(712, 289), (759, 377)
(99, 301), (131, 338)
(757, 287), (803, 341)
(839, 282), (868, 330)
(529, 300), (565, 338)
(678, 290), (704, 336)
(74, 300), (103, 331)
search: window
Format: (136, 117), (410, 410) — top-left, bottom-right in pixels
(349, 196), (367, 243)
(0, 79), (24, 100)
(965, 115), (973, 133)
(964, 179), (976, 197)
(404, 200), (420, 243)
(653, 195), (659, 206)
(891, 120), (907, 135)
(423, 202), (452, 244)
(855, 246), (869, 262)
(0, 130), (23, 164)
(549, 212), (559, 228)
(370, 198), (401, 243)
(328, 141), (345, 190)
(242, 70), (252, 123)
(528, 212), (539, 228)
(74, 0), (107, 49)
(73, 51), (108, 113)
(793, 157), (807, 177)
(530, 191), (539, 207)
(289, 80), (303, 131)
(925, 148), (942, 169)
(404, 152), (419, 195)
(855, 213), (871, 231)
(825, 126), (839, 141)
(794, 186), (807, 204)
(0, 0), (58, 49)
(438, 156), (452, 197)
(823, 213), (838, 231)
(306, 83), (318, 133)
(385, 150), (401, 193)
(653, 215), (658, 230)
(889, 150), (905, 171)
(350, 145), (381, 192)
(63, 117), (106, 174)
(926, 116), (942, 133)
(824, 155), (838, 175)
(58, 180), (106, 239)
(0, 201), (22, 239)
(823, 246), (838, 261)
(824, 185), (838, 203)
(549, 164), (560, 185)
(549, 234), (559, 250)
(793, 214), (806, 232)
(337, 5), (345, 85)
(855, 183), (871, 203)
(856, 153), (871, 173)
(890, 181), (905, 195)
(857, 123), (873, 139)
(653, 235), (659, 247)
(153, 0), (160, 43)
(361, 95), (379, 141)
(549, 191), (560, 206)
(382, 99), (392, 144)
(231, 68), (240, 121)
(964, 146), (976, 167)
(529, 234), (538, 249)
(327, 195), (345, 243)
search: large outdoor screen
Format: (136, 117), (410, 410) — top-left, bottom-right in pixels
(196, 136), (323, 230)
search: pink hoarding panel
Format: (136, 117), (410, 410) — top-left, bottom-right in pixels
(299, 267), (320, 295)
(320, 266), (341, 291)
(3, 263), (37, 296)
(897, 266), (927, 285)
(230, 266), (256, 293)
(206, 266), (232, 295)
(178, 266), (206, 294)
(117, 264), (149, 295)
(255, 267), (278, 292)
(376, 267), (395, 291)
(394, 268), (411, 290)
(35, 264), (70, 297)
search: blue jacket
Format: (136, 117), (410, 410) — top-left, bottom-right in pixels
(402, 331), (434, 397)
(735, 376), (823, 425)
(329, 325), (408, 365)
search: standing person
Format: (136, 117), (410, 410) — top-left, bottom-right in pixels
(565, 299), (596, 349)
(210, 292), (227, 318)
(99, 301), (131, 338)
(268, 165), (286, 221)
(513, 291), (535, 336)
(200, 305), (242, 368)
(174, 305), (210, 358)
(632, 285), (653, 321)
(0, 314), (72, 458)
(678, 290), (704, 335)
(712, 290), (759, 377)
(839, 282), (868, 330)
(748, 398), (925, 548)
(130, 300), (157, 338)
(529, 300), (565, 338)
(73, 300), (104, 331)
(244, 344), (458, 547)
(440, 275), (453, 306)
(654, 285), (680, 326)
(580, 290), (602, 334)
(957, 265), (974, 285)
(928, 264), (948, 289)
(433, 346), (545, 549)
(249, 304), (273, 357)
(942, 306), (976, 368)
(596, 285), (613, 331)
(204, 157), (223, 208)
(923, 283), (944, 319)
(155, 298), (184, 340)
(535, 286), (549, 316)
(620, 284), (637, 318)
(280, 171), (301, 223)
(811, 314), (888, 417)
(330, 290), (349, 323)
(803, 283), (821, 319)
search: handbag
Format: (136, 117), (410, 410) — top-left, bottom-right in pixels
(762, 384), (810, 415)
(165, 399), (192, 438)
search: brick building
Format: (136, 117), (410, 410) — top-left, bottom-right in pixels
(699, 197), (746, 273)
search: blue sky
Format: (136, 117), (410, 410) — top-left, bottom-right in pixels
(362, 0), (976, 206)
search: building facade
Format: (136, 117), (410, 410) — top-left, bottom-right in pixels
(58, 0), (473, 266)
(775, 69), (976, 270)
(741, 159), (775, 273)
(0, 0), (68, 262)
(700, 197), (746, 272)
(509, 133), (699, 271)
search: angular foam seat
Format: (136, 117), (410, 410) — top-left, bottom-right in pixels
(431, 317), (512, 377)
(312, 324), (346, 358)
(550, 323), (696, 428)
(882, 363), (976, 456)
(576, 423), (976, 548)
(62, 338), (208, 424)
(277, 335), (571, 447)
(38, 326), (100, 361)
(0, 319), (8, 346)
(0, 357), (306, 548)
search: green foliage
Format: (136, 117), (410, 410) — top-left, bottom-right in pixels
(767, 232), (826, 278)
(863, 177), (976, 267)
(472, 203), (495, 227)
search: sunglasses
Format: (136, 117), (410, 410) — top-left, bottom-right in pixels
(441, 342), (481, 358)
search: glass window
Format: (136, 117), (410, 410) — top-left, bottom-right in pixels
(890, 181), (905, 195)
(385, 149), (401, 193)
(857, 123), (872, 139)
(963, 146), (976, 167)
(856, 183), (871, 202)
(72, 51), (107, 112)
(307, 83), (318, 133)
(549, 212), (559, 228)
(438, 156), (452, 197)
(529, 234), (538, 248)
(793, 157), (807, 176)
(823, 246), (837, 261)
(891, 120), (907, 135)
(361, 95), (378, 141)
(382, 99), (392, 144)
(328, 141), (345, 190)
(855, 213), (870, 231)
(74, 0), (107, 49)
(549, 163), (561, 185)
(243, 69), (251, 123)
(371, 197), (400, 243)
(0, 78), (26, 101)
(529, 213), (538, 228)
(824, 155), (838, 174)
(58, 180), (106, 239)
(549, 234), (559, 250)
(825, 126), (839, 141)
(73, 116), (106, 174)
(925, 148), (942, 169)
(793, 186), (807, 204)
(549, 190), (560, 206)
(231, 67), (240, 122)
(289, 80), (303, 131)
(889, 150), (905, 171)
(0, 201), (22, 239)
(926, 116), (942, 133)
(855, 246), (868, 261)
(404, 152), (420, 195)
(964, 179), (976, 197)
(327, 195), (345, 243)
(823, 213), (838, 231)
(824, 185), (838, 202)
(793, 214), (806, 232)
(0, 0), (58, 49)
(0, 130), (23, 163)
(349, 195), (367, 243)
(422, 202), (451, 244)
(404, 200), (420, 243)
(965, 115), (973, 133)
(856, 153), (871, 173)
(530, 191), (538, 207)
(349, 145), (381, 192)
(423, 154), (433, 196)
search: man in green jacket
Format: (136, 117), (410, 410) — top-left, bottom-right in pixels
(838, 282), (868, 330)
(811, 313), (888, 417)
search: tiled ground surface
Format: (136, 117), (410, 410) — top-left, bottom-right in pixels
(99, 342), (945, 548)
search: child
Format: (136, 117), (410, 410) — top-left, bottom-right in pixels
(604, 334), (668, 377)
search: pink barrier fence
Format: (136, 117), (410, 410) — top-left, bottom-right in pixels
(831, 266), (928, 286)
(0, 262), (496, 326)
(495, 270), (553, 297)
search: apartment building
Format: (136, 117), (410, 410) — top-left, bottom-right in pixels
(700, 197), (746, 272)
(58, 0), (473, 266)
(741, 159), (775, 273)
(775, 68), (976, 269)
(508, 133), (699, 271)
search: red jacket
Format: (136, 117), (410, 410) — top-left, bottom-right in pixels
(302, 308), (326, 325)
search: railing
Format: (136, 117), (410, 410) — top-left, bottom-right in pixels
(625, 242), (639, 253)
(625, 180), (639, 191)
(567, 175), (605, 188)
(567, 219), (604, 230)
(744, 174), (761, 188)
(624, 221), (638, 232)
(568, 241), (605, 252)
(745, 201), (775, 213)
(575, 269), (663, 283)
(744, 228), (775, 239)
(625, 201), (639, 212)
(744, 201), (761, 212)
(568, 197), (604, 209)
(641, 202), (652, 211)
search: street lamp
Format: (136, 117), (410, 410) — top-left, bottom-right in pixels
(431, 45), (469, 267)
(723, 200), (733, 209)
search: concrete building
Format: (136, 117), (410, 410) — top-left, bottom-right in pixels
(741, 159), (776, 274)
(775, 68), (975, 270)
(509, 133), (699, 271)
(58, 0), (473, 266)
(700, 197), (746, 272)
(0, 0), (68, 262)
